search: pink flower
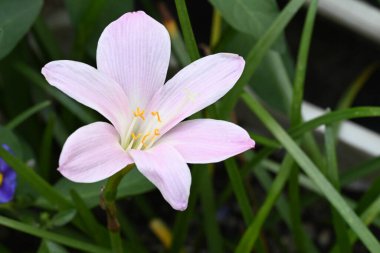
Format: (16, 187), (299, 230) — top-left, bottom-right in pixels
(42, 11), (254, 211)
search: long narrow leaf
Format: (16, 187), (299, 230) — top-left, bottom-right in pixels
(0, 216), (110, 253)
(5, 101), (51, 130)
(220, 0), (306, 116)
(241, 91), (380, 253)
(0, 146), (71, 209)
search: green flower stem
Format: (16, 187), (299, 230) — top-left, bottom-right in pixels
(210, 9), (222, 49)
(101, 165), (134, 253)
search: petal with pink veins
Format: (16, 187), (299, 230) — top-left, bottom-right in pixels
(129, 144), (191, 211)
(97, 11), (170, 108)
(42, 60), (130, 137)
(148, 53), (245, 135)
(158, 119), (255, 163)
(58, 122), (133, 183)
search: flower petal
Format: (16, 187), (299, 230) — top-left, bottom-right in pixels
(42, 60), (130, 136)
(129, 144), (191, 211)
(158, 119), (254, 163)
(149, 53), (245, 135)
(0, 182), (16, 203)
(97, 11), (170, 108)
(58, 122), (133, 183)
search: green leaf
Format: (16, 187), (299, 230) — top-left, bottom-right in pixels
(38, 241), (69, 253)
(219, 0), (306, 117)
(64, 0), (134, 59)
(5, 101), (51, 130)
(0, 145), (71, 209)
(217, 31), (292, 112)
(70, 190), (108, 245)
(0, 125), (22, 157)
(16, 63), (96, 124)
(0, 0), (43, 60)
(236, 155), (294, 252)
(174, 0), (200, 61)
(240, 91), (380, 253)
(0, 215), (110, 253)
(54, 168), (154, 208)
(209, 0), (278, 40)
(51, 209), (77, 227)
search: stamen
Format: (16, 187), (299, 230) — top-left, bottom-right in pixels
(141, 133), (151, 144)
(133, 107), (145, 120)
(151, 111), (161, 123)
(145, 128), (161, 150)
(137, 132), (151, 149)
(131, 132), (141, 140)
(122, 116), (138, 148)
(0, 173), (3, 186)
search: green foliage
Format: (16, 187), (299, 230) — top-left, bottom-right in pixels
(209, 0), (279, 40)
(0, 0), (42, 60)
(1, 0), (380, 252)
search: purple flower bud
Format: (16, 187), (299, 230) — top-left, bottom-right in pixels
(0, 144), (17, 203)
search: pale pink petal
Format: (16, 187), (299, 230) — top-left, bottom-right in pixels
(157, 119), (254, 163)
(97, 11), (170, 108)
(42, 60), (130, 137)
(148, 53), (245, 135)
(58, 122), (133, 183)
(129, 144), (191, 211)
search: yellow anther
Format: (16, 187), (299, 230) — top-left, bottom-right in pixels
(133, 107), (145, 120)
(131, 132), (141, 140)
(151, 111), (161, 123)
(0, 173), (3, 186)
(154, 128), (160, 136)
(141, 132), (151, 144)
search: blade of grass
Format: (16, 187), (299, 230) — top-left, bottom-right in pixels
(219, 0), (306, 117)
(337, 63), (379, 110)
(0, 215), (110, 253)
(235, 154), (294, 253)
(38, 113), (55, 180)
(70, 190), (108, 246)
(158, 2), (191, 66)
(0, 146), (71, 209)
(199, 166), (224, 253)
(254, 165), (318, 253)
(332, 194), (380, 253)
(169, 167), (201, 253)
(325, 124), (351, 253)
(118, 213), (149, 253)
(241, 90), (380, 253)
(341, 157), (380, 185)
(225, 158), (254, 224)
(71, 0), (107, 59)
(5, 101), (51, 130)
(290, 0), (318, 125)
(289, 106), (380, 138)
(210, 9), (222, 49)
(16, 63), (96, 124)
(288, 0), (318, 250)
(174, 0), (200, 61)
(33, 15), (63, 60)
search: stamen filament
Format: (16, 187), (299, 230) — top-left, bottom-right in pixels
(122, 117), (138, 148)
(145, 128), (161, 150)
(137, 132), (151, 149)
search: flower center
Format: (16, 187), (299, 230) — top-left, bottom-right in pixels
(0, 172), (3, 187)
(121, 107), (162, 150)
